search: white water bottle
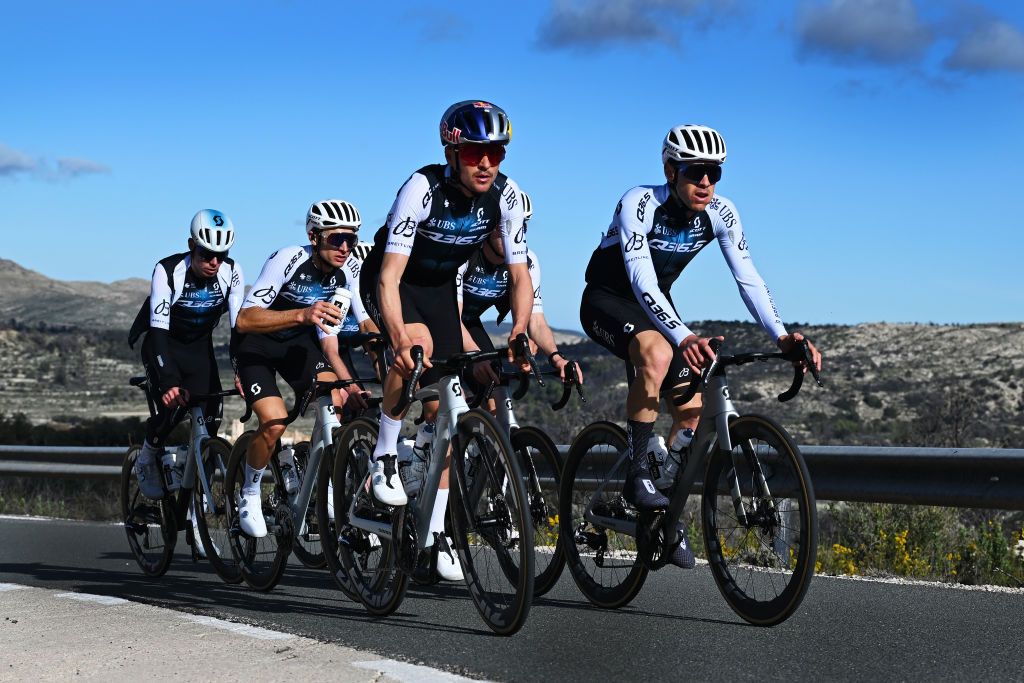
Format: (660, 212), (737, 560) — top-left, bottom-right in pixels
(325, 288), (353, 335)
(277, 447), (300, 495)
(656, 428), (694, 490)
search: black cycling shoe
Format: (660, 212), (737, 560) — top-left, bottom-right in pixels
(622, 468), (670, 510)
(669, 523), (696, 569)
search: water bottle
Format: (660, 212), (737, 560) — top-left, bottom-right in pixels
(655, 428), (694, 491)
(324, 288), (353, 336)
(278, 447), (300, 495)
(161, 450), (182, 491)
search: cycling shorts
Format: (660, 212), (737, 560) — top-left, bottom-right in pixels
(234, 331), (329, 405)
(140, 333), (222, 445)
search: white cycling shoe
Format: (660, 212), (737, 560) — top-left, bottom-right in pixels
(433, 532), (463, 582)
(371, 455), (407, 506)
(238, 489), (268, 538)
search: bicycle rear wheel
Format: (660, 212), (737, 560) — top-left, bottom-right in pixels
(702, 414), (817, 626)
(226, 432), (292, 591)
(450, 410), (533, 636)
(332, 417), (407, 616)
(121, 445), (175, 577)
(193, 437), (243, 584)
(318, 429), (361, 602)
(559, 421), (648, 608)
(511, 425), (565, 597)
(289, 442), (326, 569)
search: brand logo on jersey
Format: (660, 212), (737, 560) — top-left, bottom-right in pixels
(231, 271), (240, 287)
(591, 322), (616, 348)
(623, 323), (635, 333)
(636, 192), (652, 222)
(418, 229), (483, 246)
(649, 238), (708, 254)
(624, 233), (645, 252)
(716, 203), (737, 228)
(391, 217), (417, 237)
(422, 180), (441, 209)
(737, 236), (747, 251)
(347, 259), (361, 276)
(464, 283), (503, 299)
(502, 183), (517, 211)
(615, 201), (623, 215)
(641, 292), (680, 329)
(253, 286), (277, 305)
(513, 222), (526, 244)
(155, 300), (171, 315)
(177, 299), (221, 309)
(283, 251), (302, 278)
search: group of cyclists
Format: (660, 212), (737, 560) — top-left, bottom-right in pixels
(129, 99), (823, 586)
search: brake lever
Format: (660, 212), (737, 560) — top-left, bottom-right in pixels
(551, 361), (585, 411)
(467, 379), (497, 410)
(391, 345), (424, 417)
(514, 333), (544, 388)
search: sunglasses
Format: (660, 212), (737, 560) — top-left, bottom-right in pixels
(322, 232), (358, 250)
(458, 143), (506, 166)
(196, 247), (227, 262)
(677, 163), (722, 184)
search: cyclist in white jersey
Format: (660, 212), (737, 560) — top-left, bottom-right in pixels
(233, 199), (375, 537)
(580, 124), (822, 566)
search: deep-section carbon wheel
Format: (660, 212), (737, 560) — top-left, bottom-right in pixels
(559, 421), (648, 609)
(702, 414), (817, 626)
(193, 437), (242, 584)
(511, 425), (565, 597)
(121, 445), (175, 577)
(332, 417), (407, 616)
(226, 431), (292, 591)
(449, 409), (534, 636)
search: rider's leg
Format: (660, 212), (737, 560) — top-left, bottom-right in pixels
(624, 331), (674, 510)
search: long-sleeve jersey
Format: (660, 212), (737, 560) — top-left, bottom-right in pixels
(361, 163), (527, 287)
(585, 185), (786, 345)
(146, 253), (244, 341)
(456, 248), (543, 322)
(241, 245), (367, 343)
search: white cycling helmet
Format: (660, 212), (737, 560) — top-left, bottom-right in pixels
(307, 199), (361, 232)
(662, 124), (727, 165)
(520, 190), (533, 222)
(190, 209), (235, 253)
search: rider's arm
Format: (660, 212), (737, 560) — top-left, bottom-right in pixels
(522, 253), (556, 356)
(378, 173), (431, 348)
(147, 260), (182, 391)
(498, 179), (531, 338)
(319, 335), (356, 383)
(236, 247), (320, 334)
(225, 260), (245, 328)
(711, 197), (787, 343)
(617, 188), (694, 346)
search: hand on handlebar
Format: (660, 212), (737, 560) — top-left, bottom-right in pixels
(507, 332), (536, 374)
(777, 333), (822, 374)
(301, 300), (343, 336)
(394, 340), (432, 380)
(472, 359), (500, 386)
(161, 386), (190, 408)
(338, 383), (369, 411)
(553, 356), (584, 384)
(680, 335), (724, 375)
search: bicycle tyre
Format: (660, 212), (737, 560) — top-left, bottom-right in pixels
(511, 425), (566, 597)
(289, 441), (327, 569)
(226, 431), (292, 591)
(332, 417), (408, 616)
(449, 409), (534, 636)
(317, 430), (361, 601)
(121, 445), (176, 577)
(193, 437), (243, 584)
(559, 421), (648, 609)
(702, 413), (817, 626)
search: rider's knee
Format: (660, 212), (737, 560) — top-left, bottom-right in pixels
(637, 342), (673, 382)
(258, 421), (286, 445)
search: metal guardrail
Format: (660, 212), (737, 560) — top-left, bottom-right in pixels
(2, 443), (1023, 510)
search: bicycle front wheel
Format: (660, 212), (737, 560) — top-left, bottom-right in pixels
(226, 432), (292, 591)
(559, 421), (647, 609)
(450, 409), (534, 636)
(193, 437), (243, 584)
(122, 445), (176, 576)
(702, 414), (817, 626)
(511, 425), (565, 597)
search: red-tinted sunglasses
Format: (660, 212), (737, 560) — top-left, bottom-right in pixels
(322, 232), (358, 250)
(458, 144), (506, 166)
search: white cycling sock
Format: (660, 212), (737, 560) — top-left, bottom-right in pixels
(429, 488), (449, 536)
(372, 412), (403, 462)
(139, 440), (161, 465)
(243, 462), (265, 496)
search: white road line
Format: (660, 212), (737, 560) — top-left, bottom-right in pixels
(0, 583), (28, 592)
(179, 614), (294, 641)
(55, 592), (129, 606)
(353, 659), (490, 683)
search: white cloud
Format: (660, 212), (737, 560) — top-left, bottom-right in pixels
(796, 0), (933, 65)
(0, 144), (38, 176)
(944, 21), (1024, 73)
(0, 143), (109, 181)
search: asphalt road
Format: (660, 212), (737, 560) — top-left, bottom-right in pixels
(1, 516), (1021, 681)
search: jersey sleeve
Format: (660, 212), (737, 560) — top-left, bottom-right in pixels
(226, 261), (245, 328)
(498, 178), (528, 265)
(455, 260), (469, 303)
(527, 250), (543, 314)
(342, 256), (369, 324)
(711, 197), (787, 341)
(148, 261), (173, 331)
(616, 188), (693, 345)
(241, 246), (304, 310)
(383, 173), (432, 257)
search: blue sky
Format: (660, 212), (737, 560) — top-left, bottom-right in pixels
(2, 0), (1022, 331)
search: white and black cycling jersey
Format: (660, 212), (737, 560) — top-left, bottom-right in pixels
(144, 253), (244, 343)
(456, 248), (543, 322)
(585, 185), (786, 345)
(361, 164), (527, 287)
(241, 244), (368, 342)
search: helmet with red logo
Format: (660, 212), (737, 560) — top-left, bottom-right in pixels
(439, 100), (512, 147)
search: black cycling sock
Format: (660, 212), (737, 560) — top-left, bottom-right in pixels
(627, 420), (655, 473)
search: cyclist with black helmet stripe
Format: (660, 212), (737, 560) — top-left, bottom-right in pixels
(128, 209), (245, 503)
(359, 100), (533, 580)
(232, 199), (376, 538)
(580, 124), (823, 567)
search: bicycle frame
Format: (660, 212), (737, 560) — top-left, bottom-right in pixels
(285, 393), (340, 537)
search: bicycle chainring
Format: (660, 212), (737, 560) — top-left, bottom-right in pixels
(636, 509), (667, 570)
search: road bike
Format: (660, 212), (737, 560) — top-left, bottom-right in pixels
(560, 339), (823, 626)
(121, 376), (241, 581)
(331, 336), (539, 635)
